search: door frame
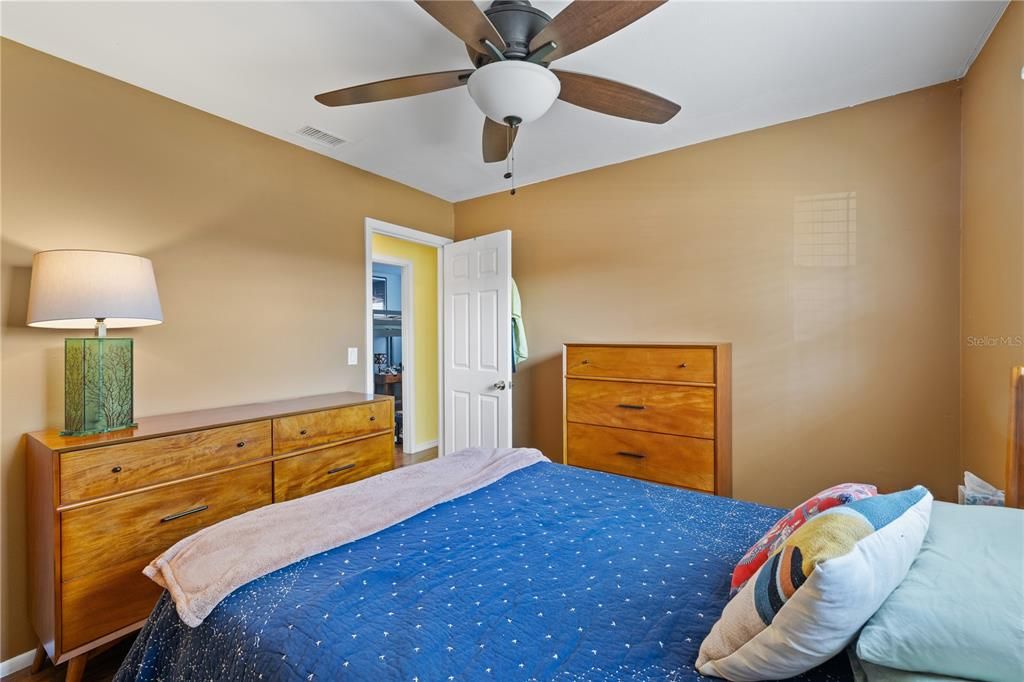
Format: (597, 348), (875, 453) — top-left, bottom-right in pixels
(364, 217), (452, 454)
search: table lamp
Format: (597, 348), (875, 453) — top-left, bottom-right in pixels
(27, 250), (163, 435)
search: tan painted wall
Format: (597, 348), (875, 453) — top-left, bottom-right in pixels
(455, 82), (963, 510)
(0, 40), (453, 659)
(960, 2), (1024, 488)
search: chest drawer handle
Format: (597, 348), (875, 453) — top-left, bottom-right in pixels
(111, 465), (122, 473)
(678, 362), (688, 368)
(616, 403), (646, 410)
(581, 359), (590, 365)
(236, 441), (246, 448)
(160, 505), (209, 523)
(299, 429), (308, 436)
(327, 463), (356, 475)
(616, 451), (646, 459)
(369, 415), (376, 421)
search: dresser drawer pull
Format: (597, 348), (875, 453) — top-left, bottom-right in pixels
(581, 359), (590, 365)
(236, 441), (246, 448)
(616, 403), (646, 410)
(369, 416), (376, 421)
(110, 466), (122, 473)
(300, 429), (308, 436)
(678, 362), (688, 368)
(616, 451), (647, 459)
(327, 463), (356, 475)
(160, 505), (209, 523)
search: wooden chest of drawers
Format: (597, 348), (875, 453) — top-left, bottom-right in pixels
(27, 392), (393, 680)
(563, 343), (731, 496)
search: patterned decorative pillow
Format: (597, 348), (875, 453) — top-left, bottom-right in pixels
(697, 486), (932, 681)
(730, 482), (877, 594)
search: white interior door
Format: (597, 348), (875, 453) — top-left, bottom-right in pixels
(442, 230), (512, 454)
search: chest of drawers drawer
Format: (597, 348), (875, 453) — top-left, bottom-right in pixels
(565, 378), (715, 438)
(566, 423), (715, 491)
(61, 559), (165, 651)
(566, 345), (715, 383)
(274, 433), (392, 502)
(273, 401), (391, 454)
(59, 422), (272, 505)
(61, 464), (273, 581)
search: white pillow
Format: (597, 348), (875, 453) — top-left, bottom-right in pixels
(697, 487), (933, 681)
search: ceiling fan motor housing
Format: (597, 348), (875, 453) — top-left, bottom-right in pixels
(485, 0), (552, 60)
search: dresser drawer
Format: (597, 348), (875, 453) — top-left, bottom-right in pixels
(60, 421), (272, 505)
(274, 433), (392, 502)
(567, 423), (715, 491)
(273, 401), (391, 454)
(566, 378), (715, 438)
(566, 345), (715, 383)
(61, 464), (272, 581)
(61, 558), (163, 651)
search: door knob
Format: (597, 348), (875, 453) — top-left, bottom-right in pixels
(492, 380), (507, 391)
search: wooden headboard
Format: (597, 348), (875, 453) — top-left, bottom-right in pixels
(1007, 366), (1024, 509)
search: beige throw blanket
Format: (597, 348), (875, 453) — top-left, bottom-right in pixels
(144, 447), (548, 627)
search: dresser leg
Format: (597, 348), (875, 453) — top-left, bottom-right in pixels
(30, 644), (47, 673)
(65, 653), (88, 682)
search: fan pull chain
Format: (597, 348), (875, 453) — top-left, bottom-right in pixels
(507, 150), (516, 196)
(502, 124), (517, 196)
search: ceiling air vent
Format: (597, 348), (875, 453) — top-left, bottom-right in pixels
(296, 125), (345, 148)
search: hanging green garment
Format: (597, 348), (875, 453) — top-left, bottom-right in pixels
(512, 278), (529, 363)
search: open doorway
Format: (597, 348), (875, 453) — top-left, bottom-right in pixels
(365, 218), (450, 465)
(371, 260), (408, 450)
(365, 218), (515, 461)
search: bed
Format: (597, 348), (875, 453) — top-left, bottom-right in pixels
(115, 458), (852, 681)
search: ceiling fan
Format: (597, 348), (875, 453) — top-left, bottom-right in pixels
(314, 0), (680, 165)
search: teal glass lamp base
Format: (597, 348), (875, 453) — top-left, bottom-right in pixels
(62, 337), (137, 436)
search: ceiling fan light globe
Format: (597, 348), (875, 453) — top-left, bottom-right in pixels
(467, 61), (560, 126)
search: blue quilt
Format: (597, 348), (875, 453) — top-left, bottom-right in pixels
(116, 462), (852, 681)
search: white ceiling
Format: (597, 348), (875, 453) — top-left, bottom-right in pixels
(1, 1), (1007, 202)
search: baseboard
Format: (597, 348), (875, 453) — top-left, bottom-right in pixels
(1, 648), (36, 677)
(410, 439), (438, 454)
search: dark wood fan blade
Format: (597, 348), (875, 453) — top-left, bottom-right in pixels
(553, 70), (680, 124)
(529, 0), (665, 61)
(315, 70), (473, 107)
(482, 117), (518, 163)
(416, 1), (505, 55)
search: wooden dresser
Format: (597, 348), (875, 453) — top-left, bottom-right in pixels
(27, 392), (393, 681)
(562, 343), (731, 496)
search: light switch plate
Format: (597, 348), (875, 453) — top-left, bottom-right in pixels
(347, 347), (358, 365)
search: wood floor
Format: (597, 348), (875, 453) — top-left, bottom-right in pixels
(393, 443), (439, 468)
(3, 640), (134, 682)
(4, 446), (440, 682)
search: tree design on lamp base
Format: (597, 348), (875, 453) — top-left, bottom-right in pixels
(63, 338), (137, 436)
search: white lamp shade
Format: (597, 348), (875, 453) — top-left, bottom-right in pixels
(27, 250), (163, 329)
(467, 61), (560, 125)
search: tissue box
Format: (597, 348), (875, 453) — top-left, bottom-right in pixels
(958, 471), (1005, 506)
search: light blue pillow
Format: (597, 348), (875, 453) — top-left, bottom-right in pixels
(856, 501), (1024, 682)
(849, 645), (971, 682)
(859, 661), (971, 682)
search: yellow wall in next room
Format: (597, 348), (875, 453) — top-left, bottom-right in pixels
(372, 234), (441, 449)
